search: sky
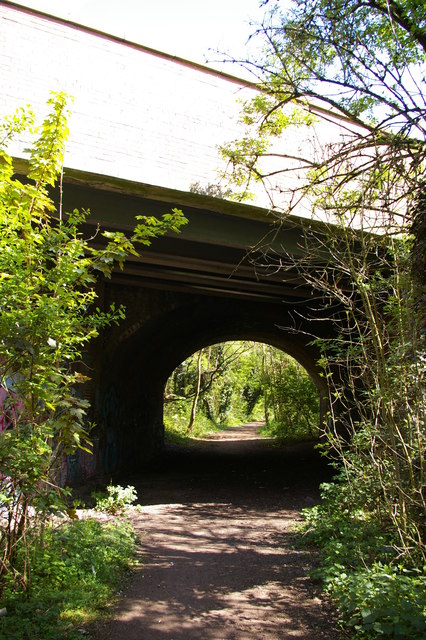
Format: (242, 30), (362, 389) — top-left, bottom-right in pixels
(14, 0), (269, 75)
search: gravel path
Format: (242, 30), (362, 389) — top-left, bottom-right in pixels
(92, 423), (343, 639)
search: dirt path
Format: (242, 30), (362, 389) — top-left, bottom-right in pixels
(92, 423), (343, 639)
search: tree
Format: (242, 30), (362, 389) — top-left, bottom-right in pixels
(0, 93), (186, 591)
(165, 342), (255, 431)
(261, 348), (320, 442)
(187, 348), (203, 432)
(220, 0), (425, 563)
(164, 341), (320, 440)
(223, 0), (425, 221)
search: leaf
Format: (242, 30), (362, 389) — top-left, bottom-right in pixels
(361, 609), (377, 624)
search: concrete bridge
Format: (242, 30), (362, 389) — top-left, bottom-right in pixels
(56, 172), (332, 479)
(0, 2), (350, 479)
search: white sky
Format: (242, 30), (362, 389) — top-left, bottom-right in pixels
(14, 0), (269, 74)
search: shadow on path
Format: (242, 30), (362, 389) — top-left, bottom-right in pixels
(93, 422), (342, 640)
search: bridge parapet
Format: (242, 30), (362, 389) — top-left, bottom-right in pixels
(1, 1), (355, 214)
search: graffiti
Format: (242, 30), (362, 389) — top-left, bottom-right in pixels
(1, 379), (121, 484)
(79, 443), (98, 479)
(0, 386), (11, 433)
(58, 455), (69, 487)
(66, 452), (80, 484)
(58, 439), (99, 486)
(56, 385), (123, 485)
(1, 373), (100, 485)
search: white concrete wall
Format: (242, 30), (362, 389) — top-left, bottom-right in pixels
(0, 3), (352, 213)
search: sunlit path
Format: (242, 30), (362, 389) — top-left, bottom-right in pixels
(92, 424), (341, 640)
(200, 421), (271, 441)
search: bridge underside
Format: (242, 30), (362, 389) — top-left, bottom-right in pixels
(47, 170), (333, 478)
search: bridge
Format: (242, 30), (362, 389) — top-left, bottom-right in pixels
(1, 2), (350, 479)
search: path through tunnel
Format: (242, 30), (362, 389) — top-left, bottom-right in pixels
(119, 422), (335, 511)
(93, 420), (339, 640)
(94, 294), (341, 638)
(99, 292), (332, 476)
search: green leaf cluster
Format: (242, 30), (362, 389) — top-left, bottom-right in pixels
(164, 341), (320, 442)
(0, 518), (136, 639)
(0, 93), (186, 593)
(302, 478), (426, 638)
(222, 2), (425, 633)
(260, 348), (319, 442)
(91, 484), (138, 515)
(222, 0), (425, 222)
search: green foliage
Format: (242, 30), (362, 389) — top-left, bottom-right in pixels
(0, 518), (136, 640)
(222, 0), (425, 225)
(260, 350), (319, 443)
(221, 1), (425, 634)
(164, 342), (258, 435)
(164, 341), (320, 442)
(164, 400), (230, 444)
(302, 479), (426, 638)
(312, 234), (425, 562)
(336, 566), (426, 638)
(92, 484), (138, 515)
(0, 93), (186, 593)
(220, 95), (316, 201)
(262, 0), (425, 120)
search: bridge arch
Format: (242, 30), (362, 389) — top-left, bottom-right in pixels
(98, 290), (329, 471)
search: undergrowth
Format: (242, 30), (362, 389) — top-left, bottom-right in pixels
(301, 479), (426, 639)
(91, 484), (138, 515)
(260, 419), (319, 445)
(0, 517), (137, 640)
(164, 404), (234, 444)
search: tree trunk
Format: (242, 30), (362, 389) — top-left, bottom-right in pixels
(187, 349), (203, 433)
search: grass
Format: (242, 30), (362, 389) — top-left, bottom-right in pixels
(0, 516), (137, 640)
(164, 407), (240, 445)
(260, 419), (319, 445)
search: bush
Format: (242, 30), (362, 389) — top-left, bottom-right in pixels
(0, 518), (136, 640)
(334, 564), (426, 638)
(0, 94), (186, 593)
(92, 484), (138, 515)
(301, 479), (426, 639)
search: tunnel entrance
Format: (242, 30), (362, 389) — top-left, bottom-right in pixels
(136, 339), (331, 509)
(98, 291), (332, 475)
(163, 341), (321, 448)
(105, 417), (338, 640)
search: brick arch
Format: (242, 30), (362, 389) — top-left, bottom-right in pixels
(160, 326), (325, 396)
(98, 292), (331, 471)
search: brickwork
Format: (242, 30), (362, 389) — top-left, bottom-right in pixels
(0, 5), (255, 191)
(0, 2), (352, 212)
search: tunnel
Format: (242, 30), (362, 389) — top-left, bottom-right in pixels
(95, 288), (330, 474)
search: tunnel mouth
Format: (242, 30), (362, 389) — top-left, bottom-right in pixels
(99, 293), (332, 478)
(163, 340), (322, 448)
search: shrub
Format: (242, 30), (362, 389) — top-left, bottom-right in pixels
(301, 479), (426, 638)
(0, 518), (136, 639)
(92, 484), (138, 515)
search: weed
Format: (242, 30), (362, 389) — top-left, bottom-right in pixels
(301, 480), (426, 638)
(0, 518), (136, 640)
(91, 484), (137, 515)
